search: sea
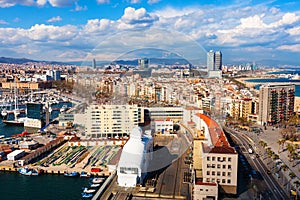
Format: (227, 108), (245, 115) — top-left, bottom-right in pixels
(246, 69), (300, 96)
(0, 101), (90, 200)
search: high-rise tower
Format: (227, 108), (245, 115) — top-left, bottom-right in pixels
(258, 83), (295, 125)
(207, 50), (215, 71)
(214, 51), (222, 70)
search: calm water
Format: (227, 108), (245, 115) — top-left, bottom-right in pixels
(245, 78), (300, 96)
(0, 171), (91, 200)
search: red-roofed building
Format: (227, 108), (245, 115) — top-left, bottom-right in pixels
(192, 113), (238, 197)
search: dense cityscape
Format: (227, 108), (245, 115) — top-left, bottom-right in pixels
(1, 0), (300, 200)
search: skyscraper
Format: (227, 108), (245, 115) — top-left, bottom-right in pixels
(215, 51), (222, 70)
(92, 58), (96, 69)
(207, 50), (215, 71)
(258, 83), (295, 125)
(138, 58), (149, 69)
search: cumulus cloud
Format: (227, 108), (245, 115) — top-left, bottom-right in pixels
(48, 0), (76, 7)
(119, 7), (158, 29)
(47, 16), (62, 23)
(0, 3), (300, 63)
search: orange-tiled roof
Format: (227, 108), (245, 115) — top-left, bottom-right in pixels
(195, 113), (230, 147)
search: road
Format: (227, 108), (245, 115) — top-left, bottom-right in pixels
(224, 127), (289, 200)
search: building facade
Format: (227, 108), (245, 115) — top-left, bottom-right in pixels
(258, 83), (295, 125)
(84, 104), (143, 138)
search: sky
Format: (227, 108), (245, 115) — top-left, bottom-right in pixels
(0, 0), (300, 66)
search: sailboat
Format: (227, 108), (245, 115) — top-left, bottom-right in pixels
(2, 79), (28, 126)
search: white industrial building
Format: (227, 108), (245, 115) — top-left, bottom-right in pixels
(7, 150), (26, 161)
(117, 127), (153, 187)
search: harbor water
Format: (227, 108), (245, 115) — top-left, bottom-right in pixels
(0, 171), (91, 200)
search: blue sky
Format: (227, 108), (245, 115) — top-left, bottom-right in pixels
(0, 0), (300, 66)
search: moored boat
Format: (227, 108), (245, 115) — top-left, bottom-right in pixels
(64, 171), (79, 177)
(91, 177), (104, 184)
(81, 192), (93, 198)
(82, 187), (96, 194)
(18, 167), (41, 176)
(90, 184), (100, 188)
(80, 171), (91, 178)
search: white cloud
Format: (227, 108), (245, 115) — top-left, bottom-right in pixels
(130, 0), (141, 4)
(97, 0), (109, 4)
(269, 12), (300, 28)
(48, 0), (76, 7)
(47, 16), (62, 23)
(73, 2), (87, 11)
(0, 0), (36, 7)
(278, 44), (300, 52)
(147, 0), (161, 4)
(120, 7), (158, 28)
(0, 19), (8, 24)
(0, 4), (300, 63)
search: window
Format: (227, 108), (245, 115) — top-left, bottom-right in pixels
(228, 157), (232, 162)
(222, 172), (226, 176)
(207, 156), (210, 161)
(227, 179), (231, 184)
(206, 178), (210, 182)
(217, 171), (220, 176)
(212, 171), (215, 175)
(228, 165), (232, 170)
(212, 157), (215, 161)
(207, 164), (211, 168)
(223, 165), (226, 169)
(222, 179), (226, 183)
(217, 164), (221, 169)
(207, 171), (210, 175)
(223, 157), (226, 161)
(228, 172), (231, 177)
(217, 157), (221, 161)
(212, 164), (215, 168)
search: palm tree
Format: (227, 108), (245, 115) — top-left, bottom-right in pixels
(277, 138), (286, 153)
(287, 143), (295, 162)
(289, 171), (296, 179)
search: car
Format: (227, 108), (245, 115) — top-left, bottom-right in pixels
(256, 154), (259, 158)
(266, 170), (271, 174)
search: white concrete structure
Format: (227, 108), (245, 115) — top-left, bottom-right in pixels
(193, 182), (218, 200)
(151, 120), (173, 133)
(147, 106), (183, 122)
(84, 104), (143, 138)
(117, 127), (153, 187)
(7, 150), (25, 161)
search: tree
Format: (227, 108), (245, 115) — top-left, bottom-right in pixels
(287, 143), (295, 162)
(277, 138), (286, 153)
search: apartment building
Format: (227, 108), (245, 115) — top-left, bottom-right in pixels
(258, 83), (295, 125)
(84, 104), (143, 138)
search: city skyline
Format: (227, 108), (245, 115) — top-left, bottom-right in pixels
(0, 0), (300, 65)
